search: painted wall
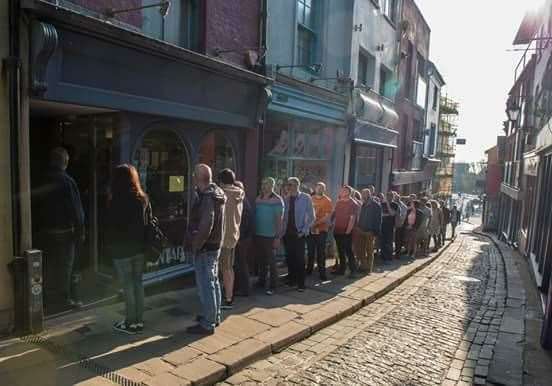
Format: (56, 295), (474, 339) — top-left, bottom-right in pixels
(349, 0), (399, 95)
(205, 0), (260, 68)
(395, 0), (431, 171)
(0, 0), (14, 334)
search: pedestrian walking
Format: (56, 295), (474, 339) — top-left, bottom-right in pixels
(404, 200), (423, 258)
(218, 169), (244, 310)
(306, 182), (333, 281)
(34, 147), (85, 312)
(441, 200), (450, 242)
(393, 192), (408, 258)
(381, 192), (398, 262)
(254, 177), (284, 296)
(234, 181), (253, 297)
(356, 189), (382, 273)
(106, 164), (149, 335)
(283, 177), (315, 291)
(186, 164), (226, 335)
(450, 205), (461, 239)
(333, 186), (360, 277)
(428, 200), (442, 252)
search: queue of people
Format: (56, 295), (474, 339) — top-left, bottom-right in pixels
(34, 148), (463, 336)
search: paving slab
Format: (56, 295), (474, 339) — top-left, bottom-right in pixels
(171, 357), (227, 385)
(254, 321), (310, 352)
(209, 338), (271, 375)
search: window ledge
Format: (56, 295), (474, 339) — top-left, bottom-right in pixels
(382, 14), (397, 29)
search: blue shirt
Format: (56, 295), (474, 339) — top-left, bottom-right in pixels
(255, 194), (284, 238)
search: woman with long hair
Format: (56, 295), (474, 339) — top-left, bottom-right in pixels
(106, 164), (149, 335)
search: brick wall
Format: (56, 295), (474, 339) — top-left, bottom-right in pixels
(204, 0), (260, 68)
(71, 0), (143, 28)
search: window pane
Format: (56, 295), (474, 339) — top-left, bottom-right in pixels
(417, 76), (427, 108)
(297, 27), (313, 65)
(198, 130), (235, 176)
(304, 4), (312, 28)
(297, 1), (305, 24)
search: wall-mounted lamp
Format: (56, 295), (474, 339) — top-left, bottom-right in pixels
(104, 1), (171, 19)
(506, 99), (521, 123)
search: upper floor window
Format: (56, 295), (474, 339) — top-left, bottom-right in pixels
(380, 0), (397, 23)
(380, 65), (393, 99)
(432, 85), (439, 110)
(358, 50), (376, 88)
(297, 0), (317, 66)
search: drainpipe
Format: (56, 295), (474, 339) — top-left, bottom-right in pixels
(6, 0), (21, 255)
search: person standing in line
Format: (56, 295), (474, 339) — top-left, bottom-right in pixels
(450, 205), (461, 239)
(306, 182), (333, 281)
(106, 164), (149, 335)
(428, 200), (442, 252)
(356, 188), (382, 274)
(404, 200), (424, 258)
(254, 177), (284, 296)
(234, 181), (253, 297)
(393, 192), (408, 258)
(34, 147), (85, 311)
(332, 186), (360, 277)
(440, 200), (451, 243)
(417, 198), (432, 256)
(186, 164), (226, 335)
(350, 189), (363, 272)
(380, 192), (398, 262)
(218, 169), (244, 310)
(282, 177), (315, 291)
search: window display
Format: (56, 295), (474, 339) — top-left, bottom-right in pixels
(133, 130), (192, 277)
(199, 130), (236, 176)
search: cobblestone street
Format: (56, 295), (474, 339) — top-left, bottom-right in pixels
(223, 231), (507, 386)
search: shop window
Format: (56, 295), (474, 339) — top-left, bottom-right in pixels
(355, 145), (382, 190)
(358, 50), (375, 89)
(379, 65), (393, 98)
(297, 0), (317, 66)
(199, 130), (236, 176)
(133, 130), (190, 274)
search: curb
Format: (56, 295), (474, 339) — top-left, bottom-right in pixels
(208, 238), (460, 385)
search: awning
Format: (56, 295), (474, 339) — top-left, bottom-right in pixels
(353, 120), (399, 149)
(355, 92), (384, 123)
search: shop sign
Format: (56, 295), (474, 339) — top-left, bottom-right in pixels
(524, 156), (539, 176)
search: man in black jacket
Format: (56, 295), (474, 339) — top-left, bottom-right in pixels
(34, 147), (85, 311)
(357, 189), (382, 274)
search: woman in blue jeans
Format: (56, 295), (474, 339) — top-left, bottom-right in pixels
(106, 164), (149, 335)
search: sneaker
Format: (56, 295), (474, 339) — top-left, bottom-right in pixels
(221, 299), (233, 310)
(113, 321), (137, 335)
(134, 323), (144, 333)
(265, 289), (274, 296)
(186, 324), (214, 336)
(297, 287), (306, 292)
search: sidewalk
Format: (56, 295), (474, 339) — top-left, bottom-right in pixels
(0, 242), (458, 386)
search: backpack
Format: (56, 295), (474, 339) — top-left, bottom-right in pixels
(395, 200), (408, 228)
(144, 203), (168, 263)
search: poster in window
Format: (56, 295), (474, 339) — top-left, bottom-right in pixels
(169, 176), (185, 192)
(268, 129), (289, 156)
(294, 132), (306, 156)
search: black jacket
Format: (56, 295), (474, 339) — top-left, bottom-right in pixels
(188, 183), (226, 253)
(105, 194), (148, 259)
(358, 199), (382, 234)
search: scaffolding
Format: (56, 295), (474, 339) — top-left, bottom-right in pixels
(434, 95), (459, 198)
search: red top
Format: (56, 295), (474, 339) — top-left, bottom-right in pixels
(334, 199), (359, 235)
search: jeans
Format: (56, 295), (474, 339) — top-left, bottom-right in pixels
(193, 250), (222, 330)
(356, 230), (376, 272)
(306, 232), (328, 279)
(334, 234), (357, 274)
(256, 236), (278, 290)
(40, 230), (78, 307)
(395, 226), (404, 255)
(113, 255), (145, 325)
(284, 233), (306, 288)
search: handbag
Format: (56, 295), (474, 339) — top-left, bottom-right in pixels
(144, 202), (168, 263)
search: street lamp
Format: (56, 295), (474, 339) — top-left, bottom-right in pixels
(506, 98), (521, 123)
(104, 1), (171, 19)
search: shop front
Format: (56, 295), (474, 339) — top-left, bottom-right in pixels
(264, 78), (348, 198)
(23, 5), (268, 314)
(348, 89), (399, 192)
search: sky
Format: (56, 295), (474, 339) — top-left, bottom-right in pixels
(415, 0), (544, 163)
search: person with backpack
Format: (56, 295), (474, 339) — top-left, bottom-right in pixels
(393, 192), (408, 258)
(106, 164), (150, 335)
